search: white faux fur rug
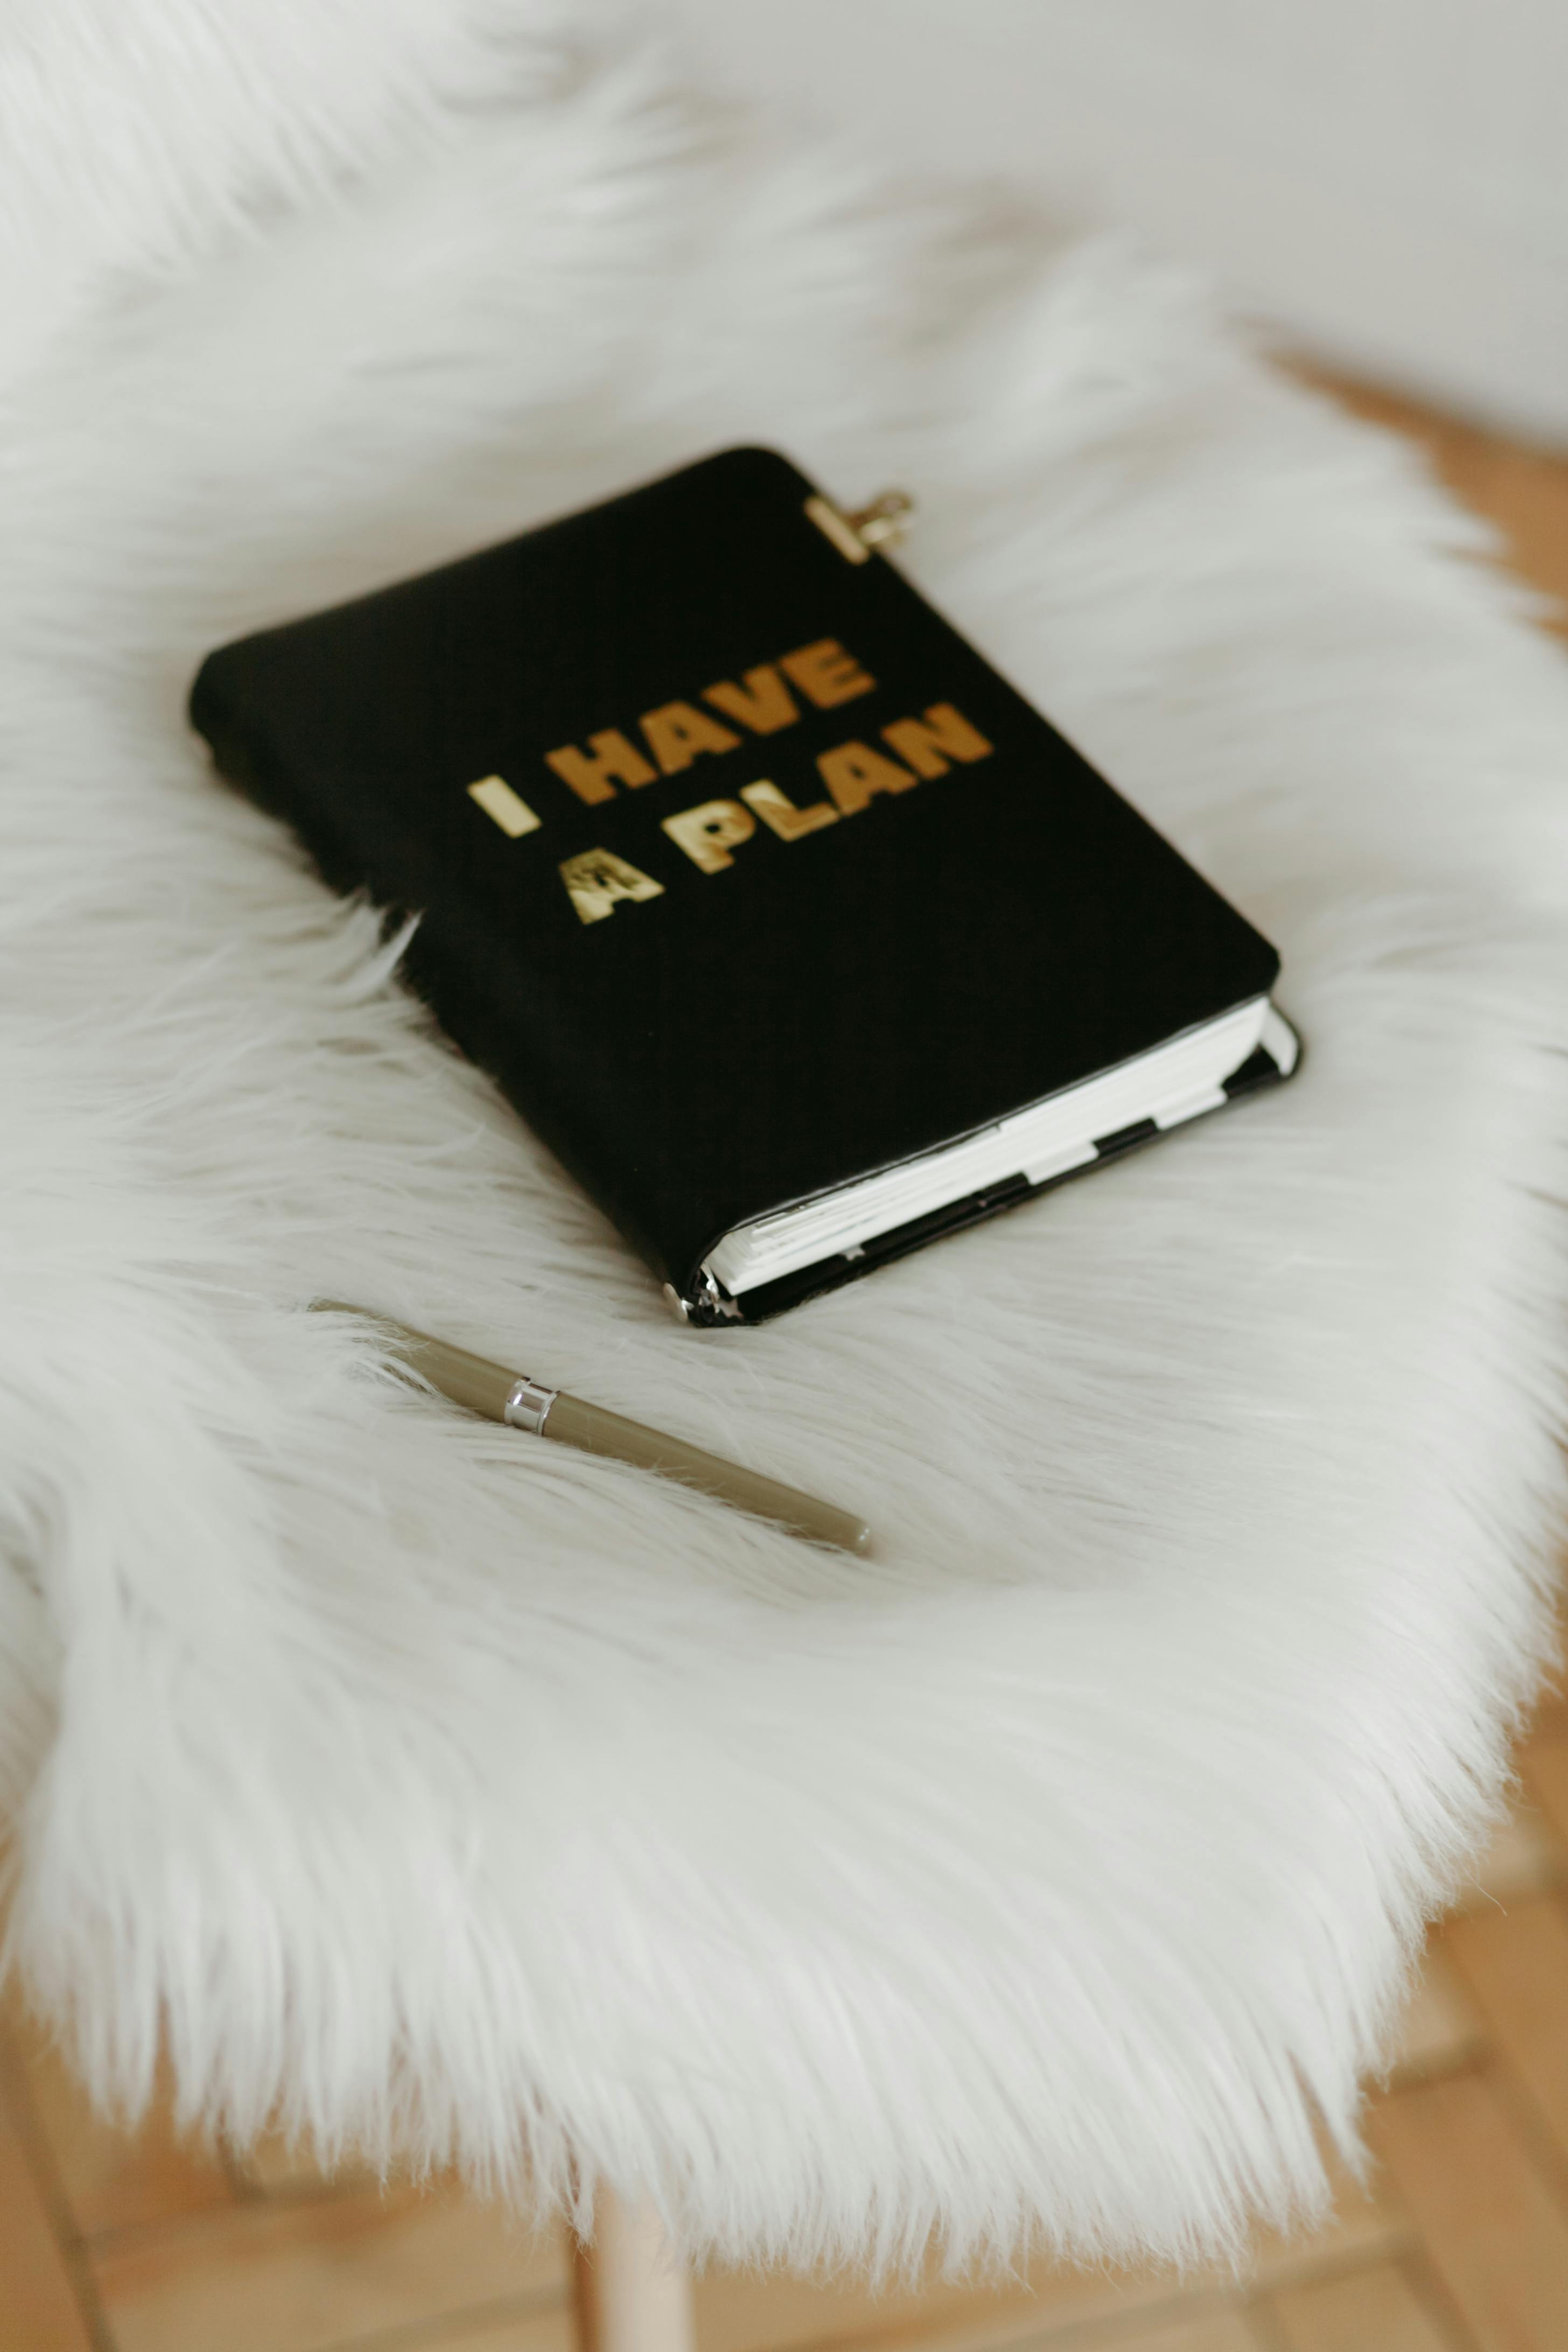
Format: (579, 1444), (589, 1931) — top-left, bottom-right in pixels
(3, 0), (1567, 2279)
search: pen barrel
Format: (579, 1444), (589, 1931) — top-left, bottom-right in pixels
(543, 1394), (870, 1556)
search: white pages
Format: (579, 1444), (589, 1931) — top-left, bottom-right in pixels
(704, 997), (1296, 1301)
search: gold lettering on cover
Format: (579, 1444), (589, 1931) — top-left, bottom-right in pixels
(740, 779), (839, 842)
(702, 666), (800, 736)
(546, 730), (657, 806)
(817, 741), (918, 815)
(661, 797), (757, 874)
(639, 701), (742, 776)
(880, 703), (994, 779)
(780, 639), (876, 710)
(466, 774), (542, 837)
(558, 848), (666, 925)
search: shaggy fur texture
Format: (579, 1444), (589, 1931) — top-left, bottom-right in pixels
(2, 0), (1567, 2278)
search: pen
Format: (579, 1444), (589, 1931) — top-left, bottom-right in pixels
(312, 1301), (873, 1556)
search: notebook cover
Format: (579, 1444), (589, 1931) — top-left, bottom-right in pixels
(190, 447), (1283, 1322)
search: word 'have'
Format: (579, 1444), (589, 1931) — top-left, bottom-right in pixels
(545, 637), (886, 802)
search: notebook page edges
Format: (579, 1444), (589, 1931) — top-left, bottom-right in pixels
(705, 997), (1270, 1297)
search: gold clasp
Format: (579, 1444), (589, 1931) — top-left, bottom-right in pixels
(804, 489), (916, 565)
(845, 492), (914, 550)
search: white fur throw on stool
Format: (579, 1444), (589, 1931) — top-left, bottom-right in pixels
(2, 0), (1566, 2281)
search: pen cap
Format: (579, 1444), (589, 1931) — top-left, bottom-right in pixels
(314, 1302), (517, 1421)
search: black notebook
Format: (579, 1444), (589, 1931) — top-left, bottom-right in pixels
(191, 447), (1298, 1325)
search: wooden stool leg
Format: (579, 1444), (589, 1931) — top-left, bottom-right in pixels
(572, 2186), (695, 2352)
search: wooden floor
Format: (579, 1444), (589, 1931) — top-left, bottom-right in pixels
(1299, 373), (1568, 633)
(3, 382), (1566, 2352)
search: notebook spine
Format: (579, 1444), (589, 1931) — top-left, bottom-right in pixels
(190, 659), (684, 1304)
